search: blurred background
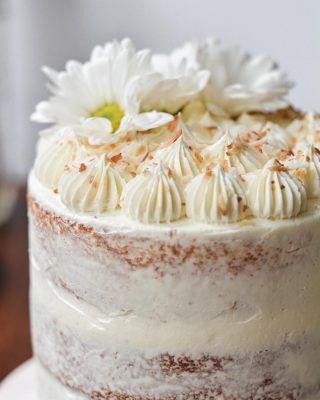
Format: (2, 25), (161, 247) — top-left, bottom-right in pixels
(0, 0), (319, 380)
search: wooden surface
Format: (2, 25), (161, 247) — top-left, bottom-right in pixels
(0, 188), (31, 380)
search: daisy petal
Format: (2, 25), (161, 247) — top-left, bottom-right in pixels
(130, 112), (174, 131)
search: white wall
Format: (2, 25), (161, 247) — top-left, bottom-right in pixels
(3, 0), (320, 179)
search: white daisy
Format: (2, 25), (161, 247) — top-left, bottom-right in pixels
(31, 38), (208, 144)
(150, 43), (209, 113)
(180, 37), (294, 117)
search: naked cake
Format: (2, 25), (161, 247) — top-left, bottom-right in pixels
(29, 37), (320, 399)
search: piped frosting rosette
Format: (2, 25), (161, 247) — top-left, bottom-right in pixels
(58, 155), (125, 213)
(246, 159), (307, 219)
(186, 165), (250, 224)
(121, 162), (185, 223)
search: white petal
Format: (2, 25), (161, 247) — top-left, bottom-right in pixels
(80, 117), (113, 133)
(130, 112), (173, 131)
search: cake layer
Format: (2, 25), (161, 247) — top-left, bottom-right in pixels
(30, 255), (320, 354)
(31, 259), (320, 399)
(32, 266), (320, 400)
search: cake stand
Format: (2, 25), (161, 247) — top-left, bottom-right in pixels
(0, 359), (37, 399)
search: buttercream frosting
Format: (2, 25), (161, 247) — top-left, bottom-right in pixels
(34, 132), (78, 190)
(186, 165), (249, 224)
(202, 130), (268, 173)
(286, 144), (320, 198)
(153, 133), (200, 183)
(247, 159), (307, 219)
(58, 155), (125, 213)
(121, 162), (185, 223)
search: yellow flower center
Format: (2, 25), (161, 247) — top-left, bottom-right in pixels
(91, 103), (124, 132)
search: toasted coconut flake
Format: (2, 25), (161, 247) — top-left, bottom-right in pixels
(141, 152), (150, 162)
(205, 125), (218, 132)
(163, 129), (183, 148)
(268, 160), (288, 172)
(279, 151), (289, 161)
(194, 151), (203, 164)
(111, 153), (122, 163)
(167, 115), (179, 132)
(226, 142), (234, 149)
(221, 159), (229, 172)
(218, 194), (228, 216)
(292, 168), (306, 183)
(79, 163), (87, 172)
(205, 167), (213, 176)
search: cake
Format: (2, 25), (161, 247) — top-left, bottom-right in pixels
(28, 38), (320, 399)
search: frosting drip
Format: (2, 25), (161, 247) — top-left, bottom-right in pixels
(121, 163), (185, 223)
(58, 155), (125, 213)
(247, 159), (307, 219)
(186, 165), (249, 224)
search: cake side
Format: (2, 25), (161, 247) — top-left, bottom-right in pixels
(29, 173), (320, 399)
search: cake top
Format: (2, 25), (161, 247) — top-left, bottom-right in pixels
(31, 37), (320, 225)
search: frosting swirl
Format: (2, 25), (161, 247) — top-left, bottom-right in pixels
(58, 155), (125, 213)
(121, 163), (185, 223)
(34, 133), (78, 190)
(202, 130), (268, 173)
(247, 159), (307, 219)
(287, 112), (320, 146)
(186, 165), (249, 224)
(153, 134), (200, 183)
(182, 101), (234, 145)
(238, 122), (290, 157)
(286, 144), (320, 198)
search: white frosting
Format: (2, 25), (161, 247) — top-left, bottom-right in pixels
(121, 163), (185, 223)
(202, 130), (268, 173)
(58, 155), (125, 213)
(262, 122), (291, 152)
(247, 159), (307, 219)
(236, 119), (291, 157)
(186, 165), (249, 224)
(30, 251), (320, 355)
(153, 134), (200, 182)
(287, 112), (320, 146)
(182, 100), (235, 145)
(286, 144), (320, 199)
(34, 134), (78, 190)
